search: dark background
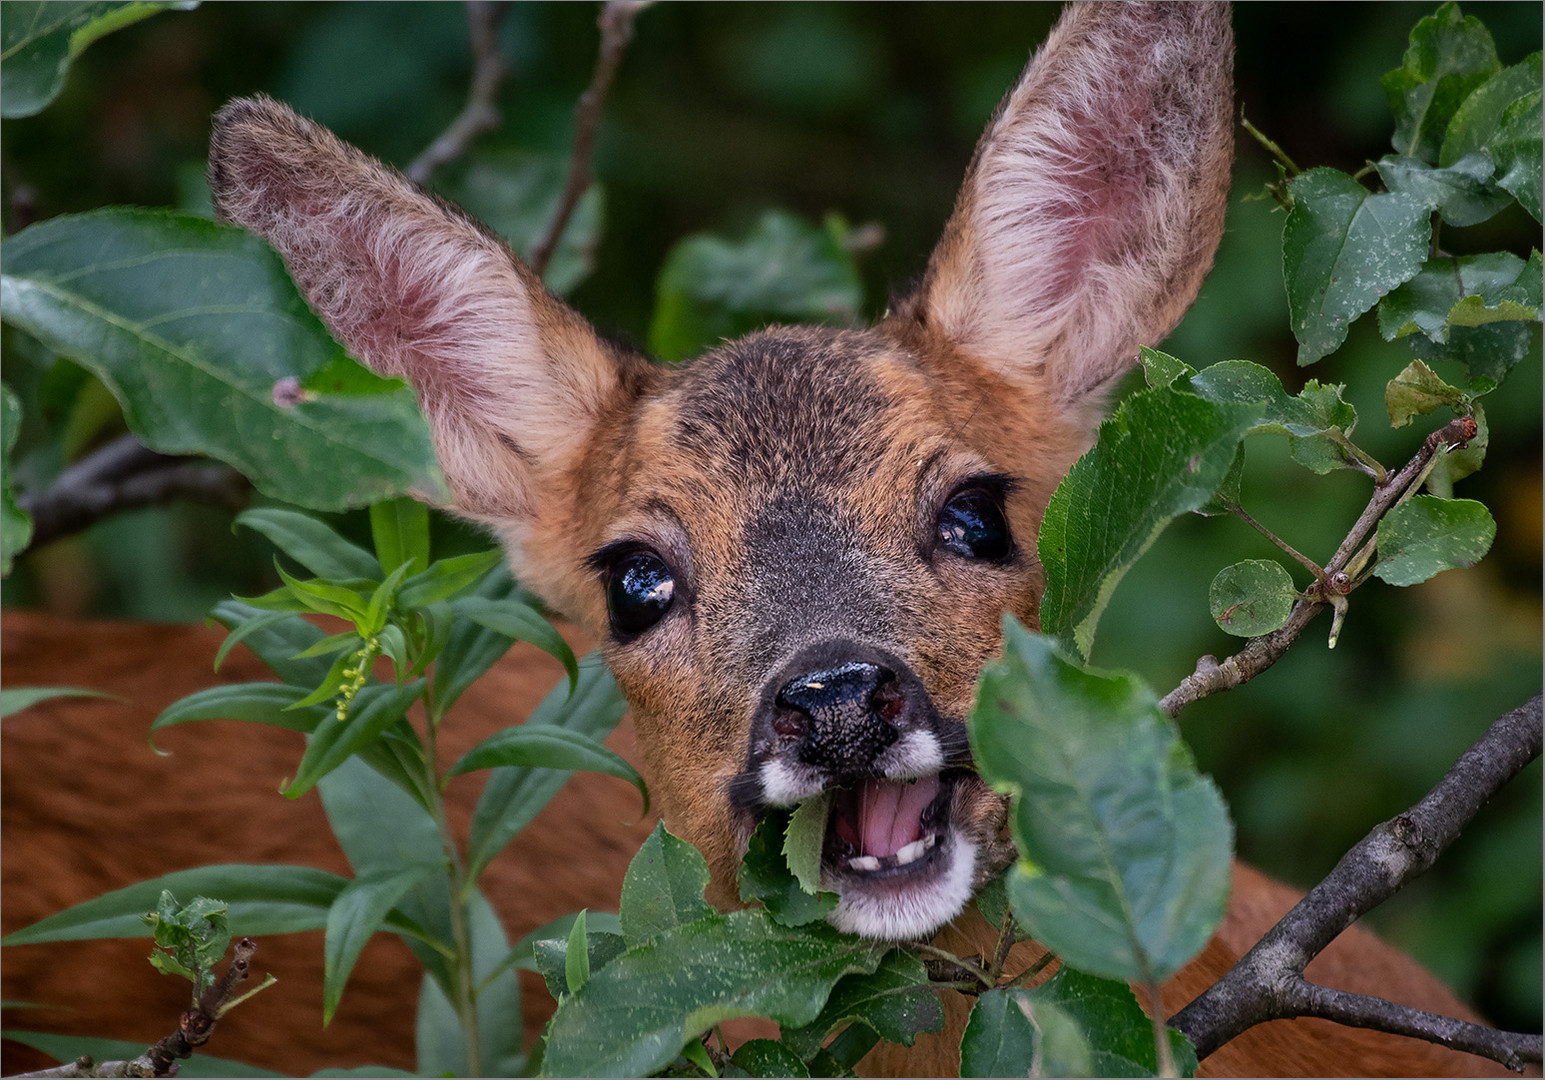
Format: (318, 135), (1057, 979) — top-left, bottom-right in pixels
(3, 1), (1540, 1034)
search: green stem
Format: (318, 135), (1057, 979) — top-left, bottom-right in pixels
(1229, 504), (1326, 580)
(421, 696), (483, 1077)
(1241, 111), (1300, 177)
(1004, 950), (1057, 989)
(1328, 430), (1388, 484)
(1142, 980), (1179, 1078)
(908, 941), (992, 988)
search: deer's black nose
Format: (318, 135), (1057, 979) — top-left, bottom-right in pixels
(776, 661), (902, 772)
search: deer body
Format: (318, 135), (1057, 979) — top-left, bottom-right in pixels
(0, 2), (1511, 1075)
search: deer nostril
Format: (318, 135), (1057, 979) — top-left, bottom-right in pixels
(872, 679), (904, 722)
(772, 711), (806, 738)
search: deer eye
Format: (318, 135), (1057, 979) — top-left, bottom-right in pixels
(606, 550), (676, 635)
(936, 487), (1013, 561)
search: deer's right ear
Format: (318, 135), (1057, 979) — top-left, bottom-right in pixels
(208, 96), (644, 525)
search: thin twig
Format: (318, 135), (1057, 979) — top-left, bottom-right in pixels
(1170, 695), (1543, 1070)
(1229, 503), (1325, 580)
(527, 0), (648, 278)
(405, 2), (512, 186)
(18, 434), (250, 550)
(1160, 416), (1477, 717)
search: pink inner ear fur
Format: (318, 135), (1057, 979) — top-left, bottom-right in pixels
(931, 4), (1231, 402)
(211, 98), (626, 523)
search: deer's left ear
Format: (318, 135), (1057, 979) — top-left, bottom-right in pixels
(898, 1), (1234, 408)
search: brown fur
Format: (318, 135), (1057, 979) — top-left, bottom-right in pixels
(1, 2), (1515, 1076)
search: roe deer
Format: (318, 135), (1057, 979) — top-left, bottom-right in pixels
(1, 2), (1511, 1075)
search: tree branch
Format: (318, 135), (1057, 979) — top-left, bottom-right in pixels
(404, 2), (512, 186)
(18, 434), (250, 550)
(1160, 416), (1477, 717)
(1170, 695), (1543, 1070)
(526, 0), (648, 279)
(7, 939), (268, 1078)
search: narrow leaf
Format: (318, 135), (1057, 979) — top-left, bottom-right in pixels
(150, 682), (323, 751)
(235, 508), (379, 580)
(323, 865), (437, 1024)
(449, 725), (645, 808)
(369, 497), (430, 577)
(455, 595), (578, 692)
(397, 548), (503, 609)
(1, 685), (120, 718)
(284, 679), (424, 798)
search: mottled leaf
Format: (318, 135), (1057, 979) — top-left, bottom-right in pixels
(0, 383), (31, 574)
(1378, 252), (1540, 343)
(541, 910), (886, 1078)
(780, 950), (942, 1057)
(970, 621), (1232, 983)
(1441, 51), (1543, 166)
(960, 990), (1089, 1079)
(1283, 168), (1430, 364)
(1491, 90), (1543, 223)
(1374, 495), (1495, 585)
(620, 822), (715, 947)
(738, 813), (838, 928)
(1385, 358), (1469, 428)
(1375, 152), (1512, 226)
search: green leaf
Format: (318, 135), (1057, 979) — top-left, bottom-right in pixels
(1209, 560), (1298, 638)
(1282, 168), (1430, 364)
(620, 822), (716, 948)
(738, 813), (838, 928)
(319, 756), (455, 998)
(413, 887), (526, 1078)
(397, 548), (503, 609)
(1, 382), (32, 574)
(1491, 89), (1543, 223)
(1038, 385), (1262, 658)
(466, 652), (627, 878)
(1373, 495), (1496, 585)
(731, 1039), (810, 1078)
(149, 682), (324, 751)
(368, 497), (430, 577)
(212, 609), (304, 672)
(144, 892), (231, 997)
(324, 865), (437, 1024)
(0, 684), (119, 718)
(1375, 152), (1513, 227)
(962, 968), (1197, 1078)
(784, 792), (831, 897)
(1138, 346), (1195, 389)
(433, 148), (604, 297)
(290, 630), (363, 661)
(284, 679), (425, 799)
(1, 865), (351, 944)
(448, 725), (646, 810)
(1441, 51), (1543, 166)
(429, 565), (529, 717)
(970, 621), (1232, 984)
(1430, 400), (1489, 492)
(207, 600), (334, 685)
(0, 210), (447, 510)
(779, 950), (942, 1057)
(0, 1031), (281, 1078)
(1381, 1), (1501, 163)
(1385, 359), (1470, 428)
(566, 910), (592, 995)
(649, 210), (864, 362)
(961, 990), (1089, 1078)
(234, 508), (380, 580)
(541, 910), (886, 1078)
(0, 2), (195, 118)
(1409, 320), (1536, 394)
(454, 594), (578, 692)
(1378, 252), (1540, 343)
(484, 910), (624, 990)
(533, 928), (627, 1001)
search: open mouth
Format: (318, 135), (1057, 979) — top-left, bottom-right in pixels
(824, 770), (958, 875)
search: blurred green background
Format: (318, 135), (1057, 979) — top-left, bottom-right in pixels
(2, 0), (1539, 1034)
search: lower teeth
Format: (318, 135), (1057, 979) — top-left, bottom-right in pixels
(846, 833), (938, 872)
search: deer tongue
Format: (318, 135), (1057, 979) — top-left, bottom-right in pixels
(833, 774), (941, 858)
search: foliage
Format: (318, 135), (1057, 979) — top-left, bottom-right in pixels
(0, 2), (1539, 1077)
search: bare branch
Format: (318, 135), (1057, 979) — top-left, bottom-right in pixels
(7, 939), (268, 1079)
(18, 434), (250, 550)
(527, 0), (648, 279)
(405, 2), (513, 186)
(1160, 416), (1477, 717)
(1171, 695), (1543, 1070)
